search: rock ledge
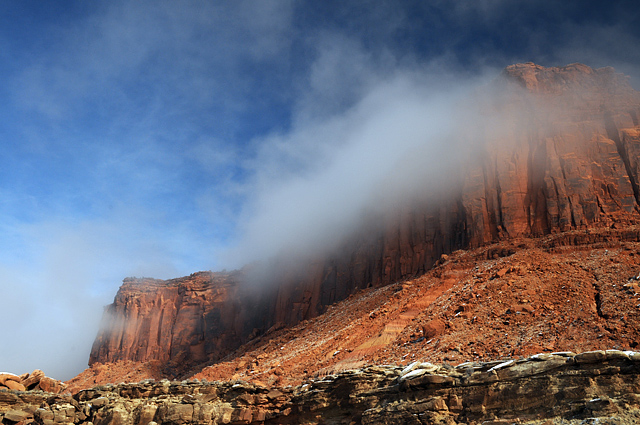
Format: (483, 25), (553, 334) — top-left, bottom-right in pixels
(3, 350), (640, 424)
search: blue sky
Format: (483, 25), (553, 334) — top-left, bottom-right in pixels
(1, 0), (639, 379)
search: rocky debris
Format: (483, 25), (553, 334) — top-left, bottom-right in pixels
(5, 351), (640, 424)
(0, 371), (65, 394)
(65, 361), (167, 395)
(624, 272), (640, 296)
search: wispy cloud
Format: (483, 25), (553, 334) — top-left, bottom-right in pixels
(223, 66), (488, 267)
(0, 0), (300, 379)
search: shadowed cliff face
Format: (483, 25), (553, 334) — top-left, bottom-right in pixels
(89, 63), (640, 370)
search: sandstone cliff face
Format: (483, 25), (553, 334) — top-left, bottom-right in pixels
(90, 63), (640, 369)
(266, 62), (640, 325)
(91, 272), (248, 369)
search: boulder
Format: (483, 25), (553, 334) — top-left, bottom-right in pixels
(21, 369), (45, 389)
(0, 373), (21, 385)
(38, 376), (66, 393)
(3, 409), (33, 422)
(575, 350), (607, 364)
(421, 319), (446, 340)
(3, 380), (26, 391)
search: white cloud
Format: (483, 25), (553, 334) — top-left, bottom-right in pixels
(13, 0), (297, 123)
(0, 209), (207, 380)
(223, 63), (487, 268)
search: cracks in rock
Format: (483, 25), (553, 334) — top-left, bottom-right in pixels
(454, 196), (469, 249)
(481, 152), (501, 241)
(566, 196), (577, 228)
(595, 195), (608, 218)
(554, 153), (582, 229)
(157, 308), (165, 347)
(594, 285), (606, 320)
(525, 134), (536, 234)
(591, 272), (606, 320)
(604, 110), (640, 208)
(493, 156), (507, 238)
(526, 133), (550, 235)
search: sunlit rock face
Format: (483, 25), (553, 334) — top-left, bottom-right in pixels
(0, 369), (66, 393)
(89, 272), (262, 373)
(89, 63), (640, 370)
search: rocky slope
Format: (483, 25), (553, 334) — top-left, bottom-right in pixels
(69, 224), (640, 394)
(188, 227), (640, 388)
(5, 351), (640, 424)
(89, 63), (640, 375)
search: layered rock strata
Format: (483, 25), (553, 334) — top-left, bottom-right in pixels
(90, 63), (640, 369)
(5, 351), (640, 424)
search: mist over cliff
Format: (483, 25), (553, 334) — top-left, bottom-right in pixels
(222, 70), (480, 269)
(89, 62), (640, 375)
(2, 0), (640, 381)
(223, 62), (640, 278)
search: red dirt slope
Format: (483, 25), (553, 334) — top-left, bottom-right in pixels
(68, 225), (640, 393)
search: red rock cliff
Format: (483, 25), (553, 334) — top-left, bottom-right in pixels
(90, 272), (255, 369)
(90, 63), (640, 369)
(267, 62), (640, 324)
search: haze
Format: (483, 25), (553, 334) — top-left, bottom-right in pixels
(0, 0), (638, 380)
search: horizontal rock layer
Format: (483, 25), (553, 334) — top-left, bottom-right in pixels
(4, 351), (640, 424)
(90, 63), (640, 369)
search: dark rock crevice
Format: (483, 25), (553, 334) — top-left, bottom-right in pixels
(604, 110), (640, 207)
(594, 285), (606, 320)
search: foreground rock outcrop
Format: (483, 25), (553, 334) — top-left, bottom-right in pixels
(90, 63), (640, 374)
(0, 371), (65, 394)
(6, 351), (640, 424)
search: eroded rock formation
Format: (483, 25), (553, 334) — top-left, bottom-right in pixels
(301, 62), (640, 297)
(89, 271), (265, 371)
(4, 351), (640, 424)
(90, 63), (640, 371)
